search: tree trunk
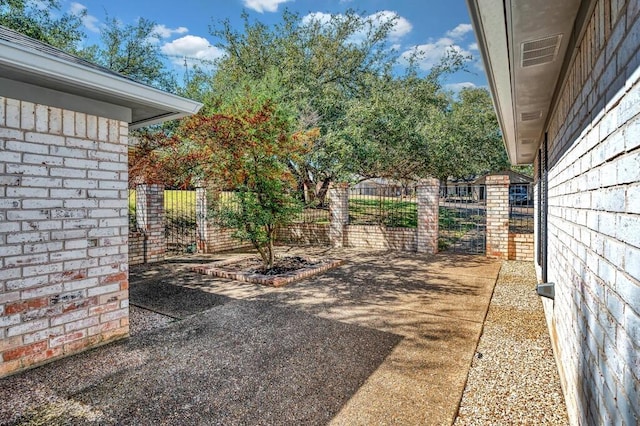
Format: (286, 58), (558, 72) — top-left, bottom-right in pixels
(316, 178), (332, 207)
(266, 224), (275, 269)
(255, 241), (270, 268)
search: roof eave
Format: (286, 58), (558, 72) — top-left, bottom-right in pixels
(466, 0), (519, 164)
(0, 38), (203, 125)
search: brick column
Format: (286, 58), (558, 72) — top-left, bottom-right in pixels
(416, 178), (440, 254)
(196, 187), (208, 253)
(136, 184), (165, 263)
(328, 183), (349, 248)
(485, 174), (510, 259)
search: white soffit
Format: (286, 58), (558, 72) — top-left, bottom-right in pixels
(467, 0), (582, 165)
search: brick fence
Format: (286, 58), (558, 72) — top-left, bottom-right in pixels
(127, 177), (535, 259)
(485, 175), (510, 259)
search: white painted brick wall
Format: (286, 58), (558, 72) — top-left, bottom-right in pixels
(539, 1), (640, 424)
(0, 97), (130, 377)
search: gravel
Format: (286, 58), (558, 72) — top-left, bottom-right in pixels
(128, 305), (176, 336)
(454, 260), (569, 425)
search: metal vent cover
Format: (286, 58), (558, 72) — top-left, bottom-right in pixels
(521, 34), (562, 67)
(520, 111), (542, 121)
(521, 139), (534, 145)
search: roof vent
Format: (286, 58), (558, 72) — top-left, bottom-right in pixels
(521, 139), (534, 145)
(521, 34), (562, 67)
(520, 111), (542, 121)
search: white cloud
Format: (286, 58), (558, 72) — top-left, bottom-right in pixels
(301, 10), (412, 44)
(153, 24), (189, 39)
(243, 0), (292, 13)
(69, 2), (100, 33)
(161, 35), (225, 65)
(446, 82), (477, 93)
(301, 12), (332, 26)
(399, 23), (480, 72)
(401, 37), (472, 71)
(446, 23), (473, 40)
(371, 11), (412, 41)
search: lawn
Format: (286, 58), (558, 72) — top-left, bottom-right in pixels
(129, 190), (197, 231)
(348, 196), (418, 228)
(129, 190), (196, 214)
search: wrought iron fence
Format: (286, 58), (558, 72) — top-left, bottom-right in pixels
(438, 184), (486, 254)
(211, 189), (329, 224)
(348, 184), (418, 228)
(164, 188), (197, 254)
(509, 183), (534, 233)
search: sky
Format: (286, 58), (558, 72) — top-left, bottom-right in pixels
(62, 0), (487, 92)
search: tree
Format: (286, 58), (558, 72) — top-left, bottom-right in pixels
(439, 87), (510, 180)
(131, 81), (318, 268)
(209, 10), (400, 203)
(0, 0), (86, 53)
(87, 16), (177, 91)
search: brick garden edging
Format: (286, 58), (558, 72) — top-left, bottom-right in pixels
(192, 258), (344, 287)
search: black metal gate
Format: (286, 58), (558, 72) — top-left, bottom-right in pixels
(439, 184), (486, 254)
(164, 188), (198, 254)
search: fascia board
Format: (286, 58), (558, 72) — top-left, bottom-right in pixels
(466, 0), (519, 164)
(0, 39), (203, 119)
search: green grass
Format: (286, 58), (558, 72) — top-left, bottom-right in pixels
(348, 196), (418, 228)
(129, 190), (197, 231)
(129, 190), (196, 214)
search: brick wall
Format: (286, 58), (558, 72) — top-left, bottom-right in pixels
(508, 233), (534, 261)
(485, 175), (510, 259)
(131, 185), (165, 264)
(0, 97), (129, 377)
(538, 1), (640, 424)
(416, 178), (439, 254)
(202, 224), (251, 253)
(328, 184), (349, 248)
(344, 225), (416, 251)
(276, 224), (330, 246)
(128, 231), (145, 266)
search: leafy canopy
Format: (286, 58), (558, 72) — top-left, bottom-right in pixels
(0, 0), (86, 53)
(131, 80), (318, 267)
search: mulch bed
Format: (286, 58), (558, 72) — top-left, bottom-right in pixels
(192, 255), (343, 287)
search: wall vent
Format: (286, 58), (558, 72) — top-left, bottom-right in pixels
(521, 34), (562, 67)
(521, 111), (542, 121)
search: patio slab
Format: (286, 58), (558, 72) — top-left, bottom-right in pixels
(0, 248), (501, 425)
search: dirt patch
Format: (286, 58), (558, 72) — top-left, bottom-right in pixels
(192, 255), (343, 287)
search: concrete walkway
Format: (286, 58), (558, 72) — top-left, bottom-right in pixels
(0, 248), (500, 425)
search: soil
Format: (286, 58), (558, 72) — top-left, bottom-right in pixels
(218, 255), (319, 276)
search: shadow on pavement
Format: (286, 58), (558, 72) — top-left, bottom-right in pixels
(2, 300), (402, 426)
(129, 278), (231, 319)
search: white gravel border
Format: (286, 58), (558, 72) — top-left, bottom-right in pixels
(454, 261), (569, 425)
